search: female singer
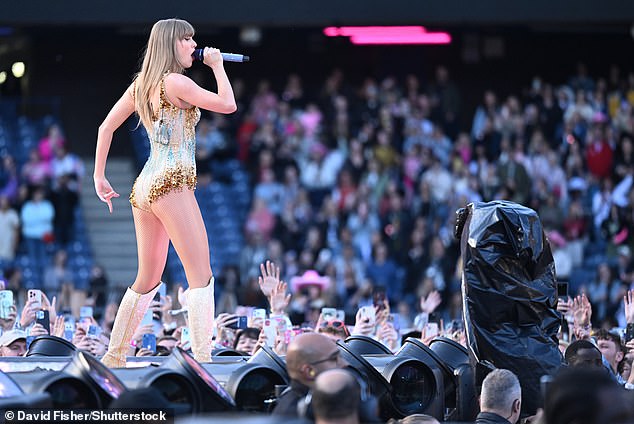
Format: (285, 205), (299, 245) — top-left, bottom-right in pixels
(94, 18), (236, 367)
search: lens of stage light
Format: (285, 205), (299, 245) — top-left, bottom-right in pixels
(388, 360), (435, 415)
(46, 377), (100, 409)
(228, 366), (286, 412)
(151, 373), (196, 413)
(0, 72), (6, 84)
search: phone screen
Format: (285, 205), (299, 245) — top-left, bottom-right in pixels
(36, 310), (50, 331)
(143, 333), (157, 353)
(425, 322), (439, 338)
(80, 306), (93, 319)
(263, 319), (277, 347)
(28, 290), (42, 309)
(141, 309), (153, 327)
(181, 327), (191, 345)
(0, 291), (13, 320)
(557, 282), (568, 298)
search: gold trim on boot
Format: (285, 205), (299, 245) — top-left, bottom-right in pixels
(101, 282), (162, 368)
(186, 277), (215, 363)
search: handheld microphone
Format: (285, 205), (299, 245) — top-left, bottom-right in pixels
(192, 49), (250, 63)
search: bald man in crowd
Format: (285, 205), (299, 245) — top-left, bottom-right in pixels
(273, 332), (348, 417)
(312, 369), (360, 424)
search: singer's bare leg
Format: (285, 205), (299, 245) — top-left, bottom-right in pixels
(150, 189), (212, 289)
(151, 189), (214, 362)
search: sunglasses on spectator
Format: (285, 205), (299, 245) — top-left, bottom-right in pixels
(309, 350), (341, 366)
(319, 320), (350, 337)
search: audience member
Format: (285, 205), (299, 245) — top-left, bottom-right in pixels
(311, 369), (360, 424)
(0, 330), (27, 357)
(273, 332), (347, 417)
(476, 369), (522, 424)
(544, 367), (633, 424)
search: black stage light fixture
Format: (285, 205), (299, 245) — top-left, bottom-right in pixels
(224, 363), (288, 412)
(336, 340), (394, 421)
(396, 337), (477, 421)
(344, 335), (393, 355)
(373, 354), (444, 420)
(338, 337), (445, 420)
(0, 392), (52, 409)
(159, 347), (236, 413)
(428, 337), (477, 420)
(26, 336), (77, 357)
(212, 348), (246, 357)
(0, 368), (53, 409)
(7, 369), (102, 408)
(246, 345), (289, 383)
(110, 366), (199, 415)
(62, 351), (127, 408)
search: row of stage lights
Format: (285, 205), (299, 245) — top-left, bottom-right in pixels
(0, 334), (480, 421)
(0, 62), (25, 84)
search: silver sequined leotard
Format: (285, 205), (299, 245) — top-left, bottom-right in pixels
(130, 75), (201, 212)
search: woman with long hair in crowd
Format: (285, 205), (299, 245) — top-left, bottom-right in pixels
(93, 18), (236, 367)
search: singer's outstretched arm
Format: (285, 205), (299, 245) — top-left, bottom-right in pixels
(94, 83), (135, 212)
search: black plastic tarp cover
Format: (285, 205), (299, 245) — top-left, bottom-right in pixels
(456, 200), (563, 415)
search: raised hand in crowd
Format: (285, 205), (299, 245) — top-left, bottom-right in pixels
(215, 313), (239, 347)
(51, 314), (65, 338)
(420, 325), (437, 346)
(172, 327), (191, 352)
(270, 280), (291, 316)
(624, 289), (634, 324)
(377, 319), (399, 351)
(0, 305), (17, 331)
(30, 323), (49, 337)
(258, 260), (281, 299)
(19, 296), (39, 328)
(177, 285), (188, 309)
(352, 307), (375, 336)
(41, 293), (57, 325)
(557, 296), (573, 315)
(249, 313), (265, 329)
(74, 329), (92, 352)
(160, 295), (175, 328)
(571, 293), (592, 340)
(420, 290), (442, 314)
(90, 334), (108, 356)
(131, 324), (154, 352)
(136, 347), (155, 357)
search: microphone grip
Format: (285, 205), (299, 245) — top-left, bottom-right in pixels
(192, 49), (249, 63)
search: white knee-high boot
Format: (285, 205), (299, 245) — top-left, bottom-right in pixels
(101, 282), (162, 368)
(185, 277), (215, 363)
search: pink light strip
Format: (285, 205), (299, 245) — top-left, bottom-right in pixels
(324, 26), (429, 36)
(350, 34), (451, 45)
(323, 26), (451, 45)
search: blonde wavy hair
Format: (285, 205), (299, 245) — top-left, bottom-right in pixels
(134, 18), (195, 131)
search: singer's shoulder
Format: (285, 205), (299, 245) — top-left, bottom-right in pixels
(164, 73), (196, 90)
(164, 72), (192, 84)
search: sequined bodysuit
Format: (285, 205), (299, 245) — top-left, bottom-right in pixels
(130, 76), (201, 212)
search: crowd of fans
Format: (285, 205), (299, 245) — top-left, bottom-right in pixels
(0, 60), (634, 422)
(0, 121), (93, 316)
(194, 62), (634, 332)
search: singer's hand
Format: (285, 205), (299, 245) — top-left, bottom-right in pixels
(203, 47), (223, 68)
(94, 176), (119, 214)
